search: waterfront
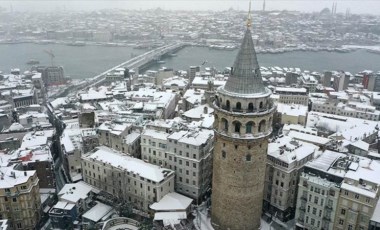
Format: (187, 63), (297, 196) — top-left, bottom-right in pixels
(1, 44), (380, 78)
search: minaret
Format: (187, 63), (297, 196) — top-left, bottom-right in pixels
(211, 2), (275, 230)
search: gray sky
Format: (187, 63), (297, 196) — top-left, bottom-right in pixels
(1, 1), (380, 15)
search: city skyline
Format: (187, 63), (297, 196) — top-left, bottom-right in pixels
(1, 0), (380, 15)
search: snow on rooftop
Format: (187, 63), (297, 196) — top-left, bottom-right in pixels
(142, 129), (170, 140)
(0, 166), (36, 189)
(58, 181), (97, 204)
(287, 131), (331, 145)
(82, 201), (113, 222)
(276, 103), (307, 117)
(21, 130), (54, 149)
(150, 192), (192, 211)
(52, 201), (76, 210)
(168, 129), (214, 146)
(84, 146), (174, 183)
(268, 136), (318, 164)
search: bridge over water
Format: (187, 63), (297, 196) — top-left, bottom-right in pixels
(52, 43), (185, 98)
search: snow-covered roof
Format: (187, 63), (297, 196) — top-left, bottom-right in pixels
(183, 105), (214, 119)
(268, 136), (318, 164)
(276, 103), (307, 117)
(21, 130), (54, 149)
(58, 181), (97, 204)
(168, 129), (214, 146)
(83, 146), (174, 183)
(150, 192), (192, 211)
(52, 201), (76, 211)
(82, 202), (113, 222)
(0, 166), (36, 189)
(287, 131), (331, 146)
(142, 129), (170, 140)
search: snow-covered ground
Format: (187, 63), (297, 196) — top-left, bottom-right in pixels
(192, 202), (293, 230)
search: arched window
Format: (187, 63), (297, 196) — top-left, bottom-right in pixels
(233, 121), (241, 133)
(259, 101), (263, 109)
(248, 103), (254, 112)
(236, 102), (241, 110)
(222, 151), (226, 159)
(222, 118), (228, 131)
(246, 121), (254, 133)
(259, 119), (266, 132)
(226, 100), (230, 111)
(246, 154), (252, 161)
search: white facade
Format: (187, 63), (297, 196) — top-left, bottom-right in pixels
(81, 146), (175, 211)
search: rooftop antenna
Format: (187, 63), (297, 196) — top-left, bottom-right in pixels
(247, 0), (252, 28)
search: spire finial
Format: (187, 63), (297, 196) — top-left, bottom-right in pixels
(247, 0), (252, 28)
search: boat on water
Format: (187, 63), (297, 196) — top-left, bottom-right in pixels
(168, 53), (177, 57)
(67, 41), (86, 47)
(157, 60), (166, 64)
(26, 59), (40, 65)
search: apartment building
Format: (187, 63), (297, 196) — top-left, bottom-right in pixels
(334, 158), (380, 230)
(97, 121), (133, 152)
(0, 166), (41, 230)
(275, 87), (309, 106)
(141, 128), (214, 201)
(295, 150), (345, 230)
(263, 135), (318, 222)
(81, 146), (175, 211)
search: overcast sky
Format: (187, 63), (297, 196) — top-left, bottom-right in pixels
(1, 1), (380, 15)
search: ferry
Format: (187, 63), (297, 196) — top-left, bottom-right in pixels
(26, 59), (40, 65)
(67, 41), (86, 47)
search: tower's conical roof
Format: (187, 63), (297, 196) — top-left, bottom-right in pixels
(223, 28), (266, 95)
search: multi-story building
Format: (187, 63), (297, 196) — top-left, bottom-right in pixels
(0, 166), (41, 230)
(166, 129), (213, 201)
(141, 128), (214, 201)
(275, 87), (309, 106)
(285, 72), (299, 86)
(295, 150), (380, 230)
(263, 136), (318, 222)
(97, 121), (132, 152)
(333, 72), (350, 92)
(10, 146), (55, 188)
(81, 146), (175, 211)
(38, 66), (66, 86)
(295, 150), (345, 230)
(334, 158), (380, 230)
(211, 16), (275, 229)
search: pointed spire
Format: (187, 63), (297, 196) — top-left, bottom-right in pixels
(247, 0), (252, 28)
(223, 2), (266, 95)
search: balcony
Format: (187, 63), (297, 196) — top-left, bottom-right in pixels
(299, 206), (306, 212)
(300, 195), (307, 201)
(325, 205), (333, 210)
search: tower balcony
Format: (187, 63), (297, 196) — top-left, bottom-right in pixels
(213, 101), (276, 117)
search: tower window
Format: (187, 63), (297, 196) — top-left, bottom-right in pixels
(234, 121), (241, 133)
(259, 119), (266, 132)
(246, 154), (252, 161)
(246, 121), (254, 133)
(236, 102), (241, 110)
(259, 101), (264, 109)
(248, 103), (254, 111)
(226, 100), (230, 111)
(222, 151), (226, 159)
